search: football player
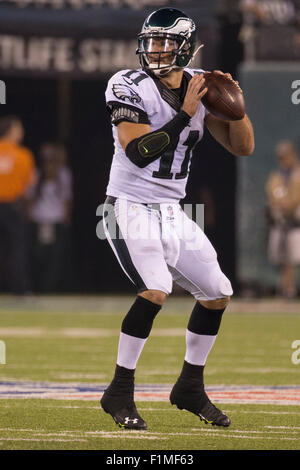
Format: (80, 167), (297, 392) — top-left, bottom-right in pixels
(100, 7), (254, 430)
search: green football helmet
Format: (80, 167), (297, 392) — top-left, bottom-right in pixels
(137, 7), (199, 77)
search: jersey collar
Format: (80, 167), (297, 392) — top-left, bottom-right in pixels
(146, 70), (191, 113)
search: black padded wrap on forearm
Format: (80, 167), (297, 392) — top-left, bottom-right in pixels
(125, 110), (191, 168)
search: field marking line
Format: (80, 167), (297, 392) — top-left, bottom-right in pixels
(0, 428), (44, 432)
(32, 433), (88, 438)
(0, 426), (299, 442)
(0, 438), (87, 442)
(190, 428), (300, 435)
(0, 405), (176, 411)
(85, 434), (166, 440)
(231, 410), (300, 415)
(52, 374), (106, 379)
(29, 432), (163, 440)
(0, 328), (46, 337)
(0, 428), (90, 435)
(188, 434), (300, 441)
(47, 406), (176, 411)
(265, 426), (300, 430)
(0, 429), (165, 441)
(166, 430), (300, 441)
(232, 368), (300, 374)
(0, 327), (186, 338)
(0, 427), (167, 438)
(1, 425), (299, 437)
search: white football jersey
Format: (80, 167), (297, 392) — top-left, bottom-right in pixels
(105, 67), (208, 203)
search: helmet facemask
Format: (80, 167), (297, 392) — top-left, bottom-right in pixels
(137, 33), (192, 77)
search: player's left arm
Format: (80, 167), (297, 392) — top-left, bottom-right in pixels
(204, 71), (255, 157)
(204, 112), (255, 157)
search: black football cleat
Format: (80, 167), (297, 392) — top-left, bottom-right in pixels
(170, 380), (230, 427)
(100, 389), (147, 430)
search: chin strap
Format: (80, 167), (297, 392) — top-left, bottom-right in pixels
(188, 44), (204, 67)
(154, 67), (173, 77)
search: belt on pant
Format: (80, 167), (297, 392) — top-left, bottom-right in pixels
(105, 196), (162, 212)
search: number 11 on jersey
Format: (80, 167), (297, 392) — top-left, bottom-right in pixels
(152, 130), (199, 180)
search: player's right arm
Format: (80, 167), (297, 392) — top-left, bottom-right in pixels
(115, 74), (206, 168)
(117, 122), (151, 151)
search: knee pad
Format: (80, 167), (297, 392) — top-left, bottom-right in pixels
(219, 273), (233, 297)
(193, 270), (233, 301)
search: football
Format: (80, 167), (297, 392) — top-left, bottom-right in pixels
(201, 71), (245, 121)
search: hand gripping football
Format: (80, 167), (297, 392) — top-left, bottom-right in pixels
(201, 71), (245, 121)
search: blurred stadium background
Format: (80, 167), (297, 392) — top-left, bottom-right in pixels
(0, 0), (299, 297)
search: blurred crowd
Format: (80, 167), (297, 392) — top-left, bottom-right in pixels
(0, 115), (73, 296)
(266, 140), (300, 298)
(217, 0), (300, 29)
(217, 0), (300, 65)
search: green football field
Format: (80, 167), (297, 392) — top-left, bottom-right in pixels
(0, 295), (299, 451)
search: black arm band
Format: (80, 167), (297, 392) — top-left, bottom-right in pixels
(125, 110), (191, 168)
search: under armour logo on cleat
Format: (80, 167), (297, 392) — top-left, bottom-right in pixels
(124, 417), (139, 424)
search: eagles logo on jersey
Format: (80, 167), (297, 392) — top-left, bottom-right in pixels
(112, 84), (142, 104)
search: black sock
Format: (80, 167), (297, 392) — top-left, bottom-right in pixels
(105, 364), (135, 397)
(114, 364), (135, 381)
(121, 295), (162, 339)
(187, 301), (225, 336)
(178, 360), (204, 384)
